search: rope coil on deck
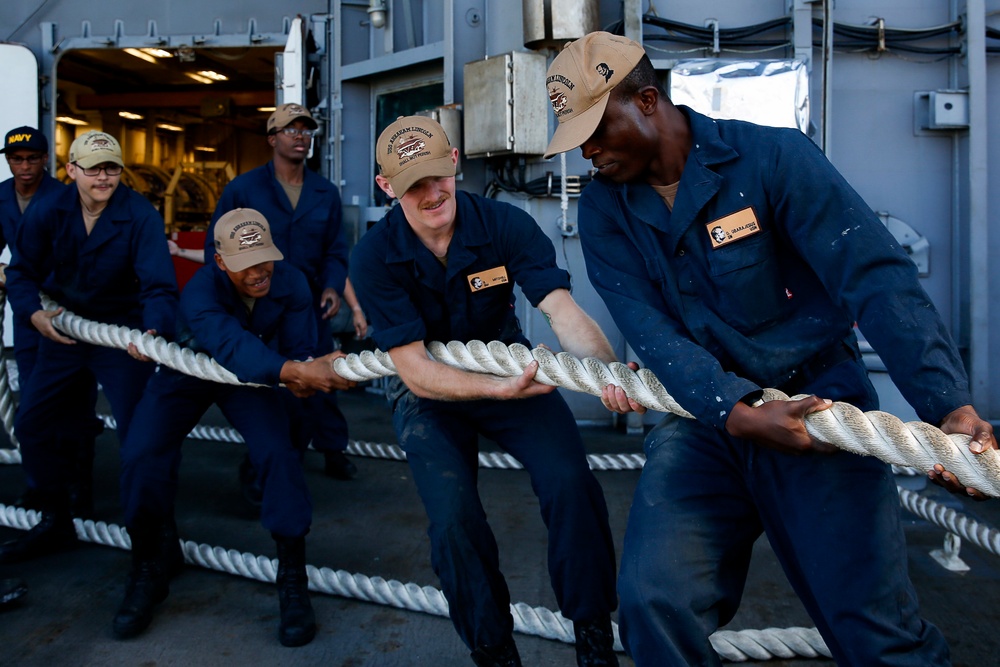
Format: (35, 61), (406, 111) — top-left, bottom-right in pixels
(0, 502), (832, 662)
(334, 341), (1000, 498)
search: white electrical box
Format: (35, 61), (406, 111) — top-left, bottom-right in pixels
(928, 90), (969, 129)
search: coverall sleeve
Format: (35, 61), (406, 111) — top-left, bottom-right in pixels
(181, 269), (295, 385)
(349, 238), (427, 353)
(6, 199), (53, 318)
(765, 131), (970, 424)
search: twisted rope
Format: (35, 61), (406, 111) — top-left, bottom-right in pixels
(0, 502), (830, 661)
(334, 341), (1000, 498)
(897, 487), (1000, 557)
(39, 294), (253, 387)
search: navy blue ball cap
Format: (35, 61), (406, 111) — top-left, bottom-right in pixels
(1, 126), (48, 154)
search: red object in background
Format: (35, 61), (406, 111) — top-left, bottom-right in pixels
(170, 231), (207, 292)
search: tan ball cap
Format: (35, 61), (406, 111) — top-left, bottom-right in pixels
(267, 103), (318, 133)
(69, 131), (124, 169)
(375, 115), (456, 197)
(213, 208), (284, 272)
(543, 32), (646, 159)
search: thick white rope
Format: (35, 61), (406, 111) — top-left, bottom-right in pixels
(26, 296), (987, 493)
(0, 502), (830, 661)
(38, 294), (253, 387)
(334, 341), (1000, 498)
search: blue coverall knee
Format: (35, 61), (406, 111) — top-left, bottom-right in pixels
(394, 388), (617, 650)
(17, 339), (153, 497)
(120, 370), (311, 537)
(618, 396), (949, 666)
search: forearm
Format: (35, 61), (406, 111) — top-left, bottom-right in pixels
(342, 278), (363, 314)
(538, 289), (617, 363)
(391, 341), (511, 401)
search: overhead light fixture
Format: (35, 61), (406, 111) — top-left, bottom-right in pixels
(56, 116), (88, 126)
(156, 123), (183, 132)
(124, 48), (158, 64)
(184, 72), (215, 84)
(119, 111), (144, 120)
(141, 48), (173, 58)
(196, 70), (229, 82)
(257, 106), (276, 112)
(194, 146), (217, 152)
(368, 0), (388, 29)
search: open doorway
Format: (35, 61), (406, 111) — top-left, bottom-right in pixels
(54, 44), (281, 232)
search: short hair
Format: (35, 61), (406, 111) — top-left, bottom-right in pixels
(613, 54), (668, 103)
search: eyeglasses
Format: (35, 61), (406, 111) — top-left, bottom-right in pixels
(6, 154), (45, 165)
(73, 162), (123, 177)
(274, 127), (317, 138)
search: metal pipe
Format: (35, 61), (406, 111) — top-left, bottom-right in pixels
(821, 0), (833, 155)
(965, 0), (991, 415)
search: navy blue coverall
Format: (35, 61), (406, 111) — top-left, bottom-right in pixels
(6, 183), (178, 502)
(119, 262), (315, 537)
(205, 161), (350, 455)
(578, 106), (965, 666)
(351, 191), (617, 651)
(0, 171), (102, 487)
(0, 170), (65, 382)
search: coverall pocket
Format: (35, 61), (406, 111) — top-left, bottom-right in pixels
(706, 233), (787, 333)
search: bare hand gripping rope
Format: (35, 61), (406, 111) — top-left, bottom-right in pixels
(333, 340), (1000, 498)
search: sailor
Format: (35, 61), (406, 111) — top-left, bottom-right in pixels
(204, 103), (364, 488)
(351, 115), (620, 667)
(115, 208), (355, 645)
(543, 31), (996, 667)
(1, 130), (178, 563)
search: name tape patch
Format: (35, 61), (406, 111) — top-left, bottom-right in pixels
(706, 207), (761, 249)
(467, 265), (509, 292)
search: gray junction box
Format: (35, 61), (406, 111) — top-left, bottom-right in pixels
(463, 51), (549, 158)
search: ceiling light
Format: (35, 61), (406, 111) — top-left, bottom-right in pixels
(184, 72), (214, 84)
(196, 70), (229, 82)
(194, 146), (217, 152)
(141, 48), (173, 58)
(257, 106), (276, 112)
(124, 48), (158, 64)
(119, 111), (144, 120)
(156, 123), (183, 132)
(56, 116), (88, 126)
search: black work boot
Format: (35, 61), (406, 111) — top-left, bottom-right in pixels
(470, 637), (522, 667)
(574, 618), (619, 667)
(113, 524), (171, 639)
(0, 508), (77, 564)
(323, 451), (357, 480)
(274, 534), (316, 647)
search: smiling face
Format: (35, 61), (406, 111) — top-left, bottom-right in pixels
(215, 255), (275, 299)
(375, 146), (460, 246)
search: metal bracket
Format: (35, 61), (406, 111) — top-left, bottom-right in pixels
(929, 532), (970, 573)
